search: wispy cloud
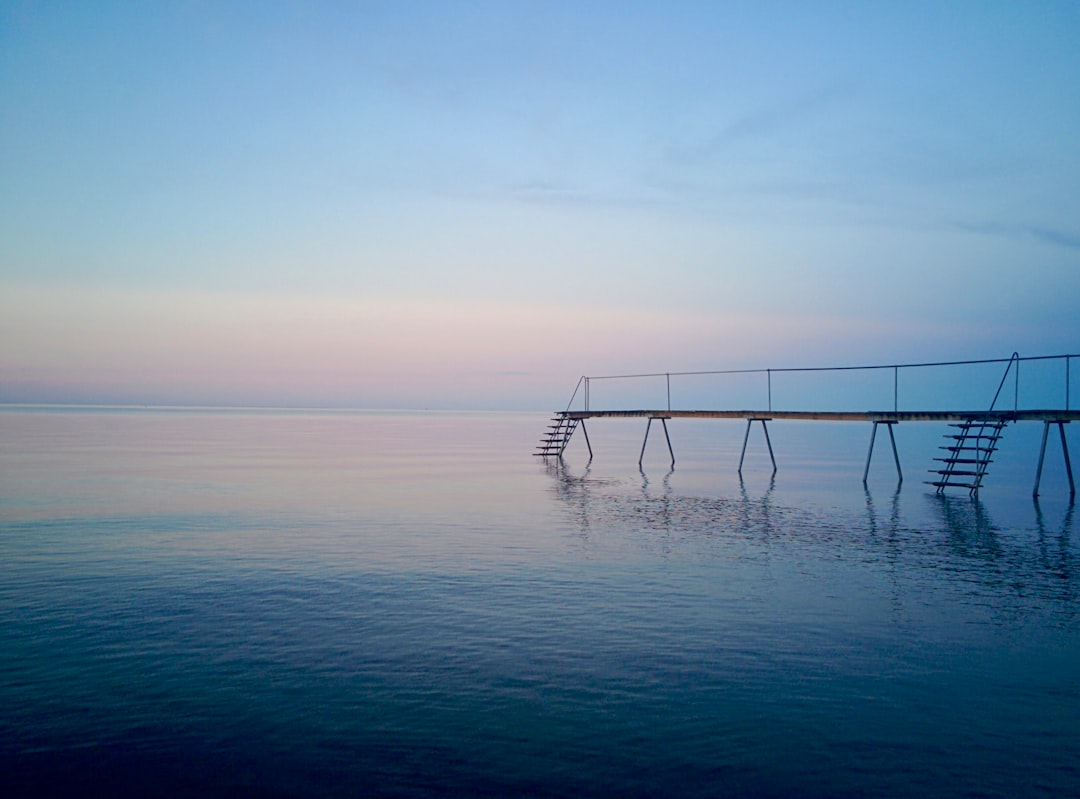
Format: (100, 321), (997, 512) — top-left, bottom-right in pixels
(663, 84), (853, 166)
(489, 179), (674, 211)
(951, 220), (1080, 251)
(505, 180), (588, 204)
(1026, 226), (1080, 250)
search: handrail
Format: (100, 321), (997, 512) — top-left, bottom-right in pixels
(570, 352), (1079, 413)
(561, 373), (587, 412)
(585, 353), (1078, 382)
(987, 352), (1020, 413)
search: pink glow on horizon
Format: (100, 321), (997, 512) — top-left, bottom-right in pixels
(0, 285), (1024, 409)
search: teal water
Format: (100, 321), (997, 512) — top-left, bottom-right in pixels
(1, 408), (1077, 797)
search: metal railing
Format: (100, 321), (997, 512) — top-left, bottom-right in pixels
(561, 353), (1077, 414)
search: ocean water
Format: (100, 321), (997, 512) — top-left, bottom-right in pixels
(1, 407), (1077, 797)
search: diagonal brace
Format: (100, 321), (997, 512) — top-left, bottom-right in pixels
(639, 416), (675, 468)
(1034, 420), (1075, 498)
(863, 421), (902, 484)
(579, 419), (593, 461)
(739, 418), (777, 475)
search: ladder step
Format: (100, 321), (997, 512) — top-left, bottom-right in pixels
(931, 417), (1008, 492)
(535, 414), (579, 456)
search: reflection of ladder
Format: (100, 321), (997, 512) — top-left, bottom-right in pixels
(534, 412), (578, 458)
(929, 416), (1008, 496)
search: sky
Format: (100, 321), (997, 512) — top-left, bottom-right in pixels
(1, 1), (1078, 409)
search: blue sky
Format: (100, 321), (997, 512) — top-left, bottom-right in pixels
(1, 1), (1078, 408)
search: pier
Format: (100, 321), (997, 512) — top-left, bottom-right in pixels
(536, 353), (1077, 498)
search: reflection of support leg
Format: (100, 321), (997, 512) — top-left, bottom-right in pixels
(580, 420), (593, 461)
(863, 422), (878, 484)
(661, 418), (675, 468)
(760, 419), (777, 474)
(738, 419), (752, 475)
(887, 422), (903, 483)
(1034, 421), (1050, 498)
(639, 418), (653, 468)
(1060, 422), (1075, 497)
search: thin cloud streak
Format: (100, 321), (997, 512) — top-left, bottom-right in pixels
(663, 84), (855, 167)
(949, 220), (1080, 251)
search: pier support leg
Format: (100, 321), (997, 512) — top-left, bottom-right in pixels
(862, 423), (878, 484)
(1034, 421), (1074, 498)
(739, 418), (776, 476)
(863, 421), (902, 485)
(887, 422), (903, 483)
(640, 417), (674, 468)
(660, 418), (675, 468)
(761, 419), (777, 474)
(1061, 422), (1075, 497)
(738, 419), (752, 474)
(1034, 421), (1051, 498)
(580, 420), (593, 461)
(639, 418), (652, 468)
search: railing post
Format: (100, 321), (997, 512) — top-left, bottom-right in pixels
(666, 373), (671, 411)
(585, 377), (589, 412)
(767, 369), (772, 412)
(1067, 356), (1071, 411)
(1015, 355), (1019, 411)
(894, 366), (898, 413)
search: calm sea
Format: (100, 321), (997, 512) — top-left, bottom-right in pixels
(1, 407), (1077, 797)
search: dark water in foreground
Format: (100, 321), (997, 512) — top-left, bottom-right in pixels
(1, 407), (1078, 797)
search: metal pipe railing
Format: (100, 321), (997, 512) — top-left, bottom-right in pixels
(572, 352), (1079, 413)
(987, 352), (1020, 413)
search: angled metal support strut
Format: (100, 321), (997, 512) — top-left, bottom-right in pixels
(739, 418), (777, 475)
(863, 421), (902, 484)
(1034, 420), (1075, 498)
(639, 417), (675, 468)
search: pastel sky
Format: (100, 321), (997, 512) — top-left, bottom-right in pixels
(2, 1), (1078, 409)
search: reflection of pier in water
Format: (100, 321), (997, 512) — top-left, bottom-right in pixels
(538, 353), (1078, 498)
(546, 459), (1078, 621)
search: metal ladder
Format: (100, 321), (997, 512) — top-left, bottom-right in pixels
(929, 417), (1008, 496)
(533, 412), (579, 458)
(927, 352), (1019, 497)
